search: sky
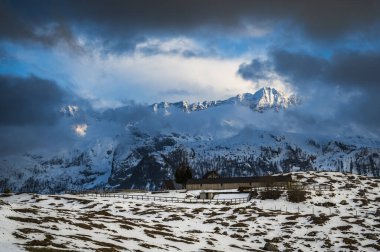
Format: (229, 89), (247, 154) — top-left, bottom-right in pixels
(1, 0), (380, 152)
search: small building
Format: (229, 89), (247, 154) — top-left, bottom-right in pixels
(203, 170), (221, 179)
(161, 180), (184, 190)
(186, 174), (292, 190)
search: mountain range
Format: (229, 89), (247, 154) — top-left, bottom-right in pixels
(151, 87), (299, 114)
(1, 87), (379, 193)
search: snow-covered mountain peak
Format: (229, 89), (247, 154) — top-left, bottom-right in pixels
(60, 105), (79, 117)
(228, 87), (298, 112)
(151, 87), (298, 114)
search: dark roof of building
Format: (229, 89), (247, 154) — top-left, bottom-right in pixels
(186, 174), (292, 185)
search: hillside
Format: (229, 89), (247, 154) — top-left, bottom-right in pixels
(0, 87), (380, 193)
(1, 172), (379, 251)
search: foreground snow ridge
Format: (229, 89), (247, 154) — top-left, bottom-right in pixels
(1, 172), (379, 252)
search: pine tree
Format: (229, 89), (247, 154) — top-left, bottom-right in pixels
(174, 162), (193, 185)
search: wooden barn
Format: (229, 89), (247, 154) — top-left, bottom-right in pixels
(186, 174), (292, 190)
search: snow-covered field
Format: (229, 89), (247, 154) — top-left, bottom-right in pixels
(0, 172), (379, 251)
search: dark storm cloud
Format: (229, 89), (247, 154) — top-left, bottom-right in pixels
(237, 49), (380, 93)
(0, 1), (78, 48)
(237, 59), (271, 82)
(271, 50), (327, 82)
(239, 49), (380, 135)
(327, 52), (380, 87)
(0, 124), (74, 156)
(1, 0), (380, 48)
(0, 75), (83, 155)
(236, 50), (327, 83)
(0, 75), (66, 125)
(269, 50), (380, 90)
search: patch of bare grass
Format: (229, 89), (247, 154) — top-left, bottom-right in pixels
(332, 225), (351, 231)
(144, 229), (172, 238)
(7, 216), (42, 224)
(260, 189), (282, 200)
(230, 222), (248, 228)
(310, 214), (330, 225)
(162, 214), (183, 221)
(13, 208), (39, 214)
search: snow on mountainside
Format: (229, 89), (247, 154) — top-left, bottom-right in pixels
(228, 87), (299, 112)
(151, 87), (299, 114)
(60, 105), (79, 117)
(0, 87), (379, 193)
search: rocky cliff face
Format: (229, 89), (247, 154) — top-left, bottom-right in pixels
(1, 128), (379, 193)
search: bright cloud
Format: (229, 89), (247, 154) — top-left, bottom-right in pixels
(8, 38), (288, 109)
(73, 124), (88, 137)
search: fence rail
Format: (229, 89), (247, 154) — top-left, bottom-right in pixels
(69, 183), (333, 195)
(83, 193), (249, 204)
(236, 184), (333, 194)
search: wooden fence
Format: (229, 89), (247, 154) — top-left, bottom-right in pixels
(239, 184), (333, 192)
(84, 193), (249, 205)
(70, 183), (334, 205)
(70, 183), (333, 195)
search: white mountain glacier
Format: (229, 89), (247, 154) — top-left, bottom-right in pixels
(0, 87), (379, 193)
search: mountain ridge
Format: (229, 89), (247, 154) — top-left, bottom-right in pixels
(151, 87), (299, 114)
(1, 87), (380, 194)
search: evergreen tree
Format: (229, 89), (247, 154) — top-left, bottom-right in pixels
(174, 162), (193, 185)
